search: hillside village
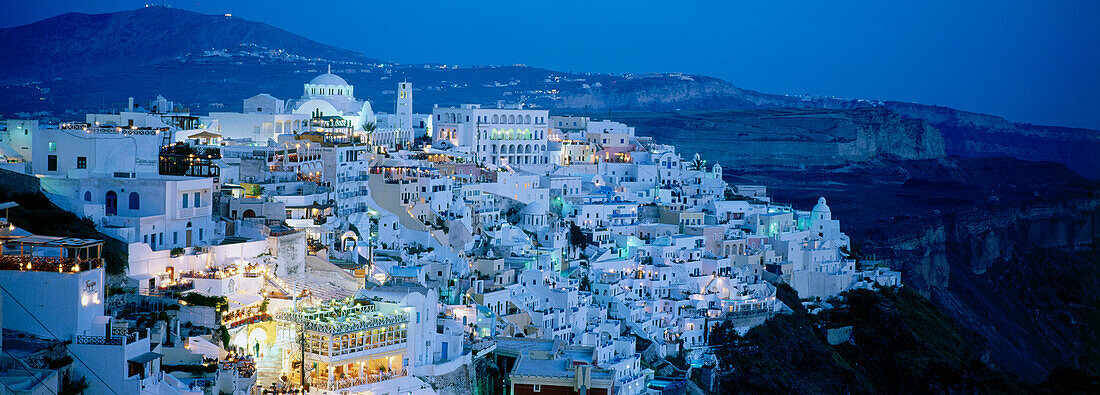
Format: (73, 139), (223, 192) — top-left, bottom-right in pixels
(0, 70), (900, 395)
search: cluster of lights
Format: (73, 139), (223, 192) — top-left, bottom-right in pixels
(0, 256), (94, 273)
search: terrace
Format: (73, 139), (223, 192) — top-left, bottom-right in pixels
(159, 143), (221, 178)
(272, 298), (408, 336)
(0, 235), (104, 273)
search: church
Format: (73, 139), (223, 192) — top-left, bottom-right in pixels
(202, 66), (424, 146)
(292, 65), (376, 127)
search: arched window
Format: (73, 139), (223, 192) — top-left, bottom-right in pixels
(105, 191), (118, 216)
(525, 144), (532, 153)
(84, 191), (91, 201)
(186, 222), (192, 228)
(243, 209), (256, 218)
(128, 192), (140, 210)
(525, 115), (532, 124)
(509, 115), (516, 124)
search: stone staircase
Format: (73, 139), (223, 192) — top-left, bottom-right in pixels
(256, 342), (286, 387)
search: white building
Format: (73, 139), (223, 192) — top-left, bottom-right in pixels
(432, 104), (549, 166)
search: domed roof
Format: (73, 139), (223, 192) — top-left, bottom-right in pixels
(310, 73), (348, 86)
(812, 197), (830, 213)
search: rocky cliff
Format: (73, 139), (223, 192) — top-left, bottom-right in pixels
(558, 75), (787, 111)
(706, 285), (1023, 393)
(733, 156), (1100, 384)
(883, 101), (1100, 179)
(870, 198), (1100, 383)
(619, 107), (945, 166)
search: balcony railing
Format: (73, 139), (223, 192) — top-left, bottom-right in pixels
(75, 330), (146, 346)
(0, 256), (101, 273)
(310, 368), (407, 391)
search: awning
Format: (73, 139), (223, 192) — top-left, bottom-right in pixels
(227, 293), (263, 307)
(187, 130), (222, 139)
(129, 273), (156, 282)
(129, 352), (163, 364)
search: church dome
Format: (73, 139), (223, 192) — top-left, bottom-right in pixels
(310, 73), (348, 86)
(812, 197), (830, 214)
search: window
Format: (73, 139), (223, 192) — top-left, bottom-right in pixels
(47, 155), (57, 171)
(533, 384), (541, 392)
(181, 194), (189, 208)
(128, 192), (140, 210)
(83, 191), (91, 201)
(76, 156), (87, 169)
(48, 142), (57, 152)
(193, 192), (201, 207)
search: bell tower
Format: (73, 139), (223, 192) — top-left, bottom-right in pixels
(396, 81), (413, 130)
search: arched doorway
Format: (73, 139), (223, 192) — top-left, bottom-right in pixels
(247, 327), (268, 357)
(105, 191), (118, 216)
(242, 209), (256, 218)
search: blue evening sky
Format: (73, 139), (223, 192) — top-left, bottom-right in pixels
(3, 1), (1098, 129)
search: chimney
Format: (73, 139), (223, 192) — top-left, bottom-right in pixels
(128, 97), (134, 112)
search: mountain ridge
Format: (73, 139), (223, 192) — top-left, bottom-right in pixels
(1, 6), (1096, 177)
(0, 7), (371, 82)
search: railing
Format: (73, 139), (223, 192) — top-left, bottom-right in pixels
(337, 176), (371, 183)
(616, 372), (645, 385)
(179, 269), (235, 280)
(310, 368), (407, 391)
(224, 312), (271, 329)
(75, 335), (123, 346)
(75, 331), (145, 346)
(0, 256), (102, 273)
(280, 313), (408, 335)
(338, 191), (370, 199)
(141, 281), (195, 296)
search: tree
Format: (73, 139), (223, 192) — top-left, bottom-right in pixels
(568, 223), (588, 248)
(361, 121), (377, 145)
(688, 153), (707, 171)
(362, 121), (377, 133)
(246, 184), (265, 198)
(579, 271), (592, 292)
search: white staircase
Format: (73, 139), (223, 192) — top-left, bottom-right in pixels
(256, 342), (286, 387)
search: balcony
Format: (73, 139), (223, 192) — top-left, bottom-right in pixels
(139, 280), (194, 296)
(310, 368), (407, 391)
(75, 330), (147, 346)
(0, 256), (101, 273)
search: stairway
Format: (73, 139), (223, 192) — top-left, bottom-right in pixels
(256, 342), (286, 387)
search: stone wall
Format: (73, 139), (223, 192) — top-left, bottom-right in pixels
(0, 168), (40, 195)
(418, 359), (474, 395)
